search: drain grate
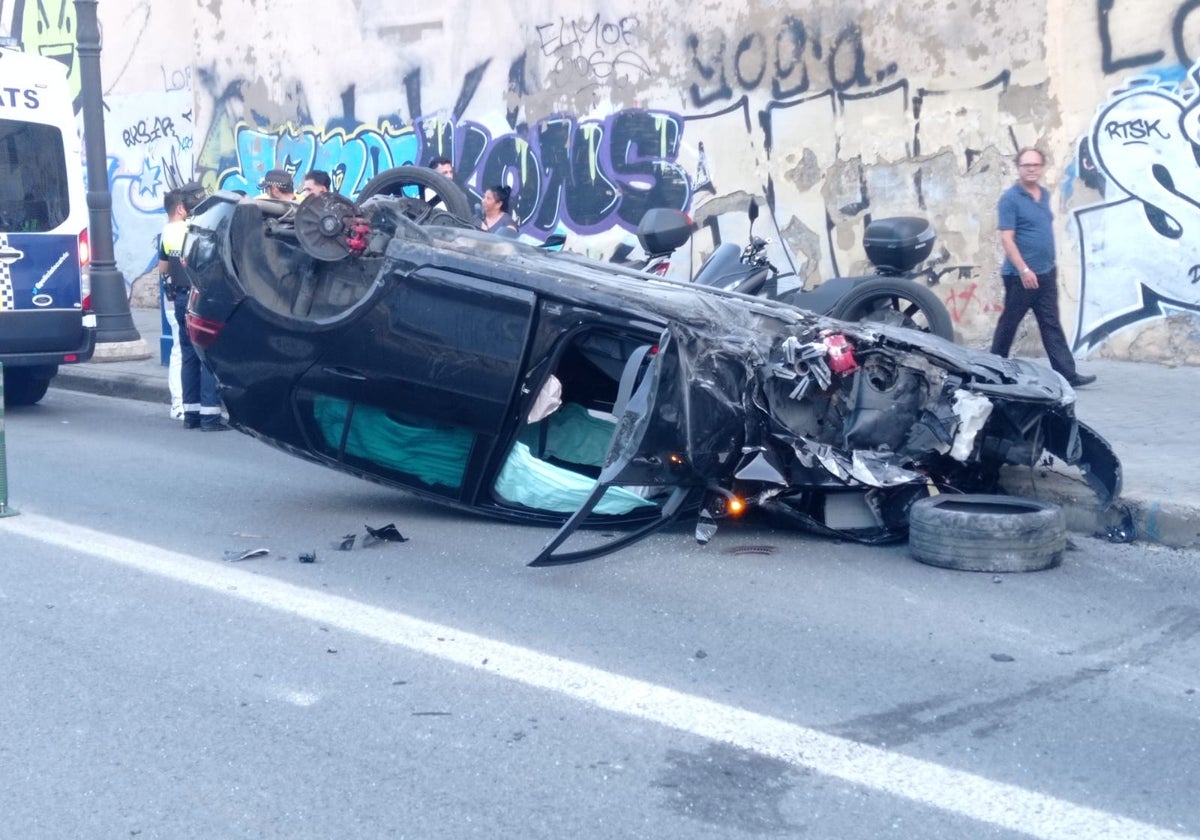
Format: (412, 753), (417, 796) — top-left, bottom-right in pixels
(724, 544), (779, 556)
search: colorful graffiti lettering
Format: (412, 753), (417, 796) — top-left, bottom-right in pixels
(1073, 60), (1200, 350)
(686, 16), (898, 107)
(11, 0), (79, 104)
(214, 109), (691, 237)
(105, 90), (198, 276)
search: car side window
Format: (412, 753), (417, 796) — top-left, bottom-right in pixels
(303, 393), (474, 494)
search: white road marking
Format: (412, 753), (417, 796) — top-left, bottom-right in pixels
(5, 512), (1194, 840)
(281, 689), (320, 707)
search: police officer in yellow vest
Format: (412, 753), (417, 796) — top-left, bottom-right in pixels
(158, 189), (229, 431)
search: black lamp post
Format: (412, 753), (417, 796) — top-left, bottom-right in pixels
(74, 0), (146, 353)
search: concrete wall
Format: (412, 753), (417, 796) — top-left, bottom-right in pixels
(5, 0), (1199, 363)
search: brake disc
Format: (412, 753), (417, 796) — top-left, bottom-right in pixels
(293, 192), (361, 261)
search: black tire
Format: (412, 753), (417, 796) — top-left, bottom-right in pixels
(833, 277), (955, 341)
(908, 494), (1066, 572)
(3, 368), (51, 406)
(356, 165), (473, 221)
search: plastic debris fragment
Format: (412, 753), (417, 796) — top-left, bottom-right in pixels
(364, 522), (408, 544)
(222, 547), (270, 561)
(1102, 505), (1136, 543)
(694, 508), (718, 544)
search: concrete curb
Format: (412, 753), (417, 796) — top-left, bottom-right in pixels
(52, 366), (168, 406)
(1000, 465), (1199, 550)
(90, 340), (152, 362)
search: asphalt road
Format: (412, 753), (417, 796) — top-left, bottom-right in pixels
(3, 389), (1199, 840)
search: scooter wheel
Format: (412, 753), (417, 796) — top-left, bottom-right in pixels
(833, 277), (955, 341)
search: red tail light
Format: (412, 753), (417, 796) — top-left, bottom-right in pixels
(79, 229), (92, 311)
(186, 313), (226, 349)
(650, 261), (670, 277)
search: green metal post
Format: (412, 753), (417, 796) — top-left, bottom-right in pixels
(0, 362), (18, 517)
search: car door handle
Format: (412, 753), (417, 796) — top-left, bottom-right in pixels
(322, 366), (368, 381)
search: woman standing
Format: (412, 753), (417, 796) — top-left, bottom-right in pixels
(480, 185), (519, 233)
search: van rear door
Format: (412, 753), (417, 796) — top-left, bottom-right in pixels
(0, 48), (95, 403)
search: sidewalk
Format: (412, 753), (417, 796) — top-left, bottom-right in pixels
(54, 305), (177, 404)
(52, 306), (1200, 549)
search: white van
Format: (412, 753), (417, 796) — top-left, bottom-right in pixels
(0, 47), (95, 406)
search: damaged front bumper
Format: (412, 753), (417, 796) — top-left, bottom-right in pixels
(532, 318), (1121, 565)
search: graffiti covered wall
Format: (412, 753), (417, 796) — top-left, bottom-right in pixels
(4, 0), (1200, 363)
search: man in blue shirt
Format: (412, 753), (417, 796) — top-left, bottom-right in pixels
(989, 147), (1095, 387)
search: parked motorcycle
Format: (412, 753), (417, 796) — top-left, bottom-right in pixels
(634, 202), (956, 341)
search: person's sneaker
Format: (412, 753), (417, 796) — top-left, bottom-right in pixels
(1068, 373), (1097, 387)
(200, 421), (232, 432)
(183, 413), (201, 429)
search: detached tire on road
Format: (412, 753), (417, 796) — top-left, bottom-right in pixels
(908, 494), (1066, 572)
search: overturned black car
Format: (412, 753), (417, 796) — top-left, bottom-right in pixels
(182, 168), (1120, 565)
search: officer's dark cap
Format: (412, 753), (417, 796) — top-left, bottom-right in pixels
(259, 169), (294, 191)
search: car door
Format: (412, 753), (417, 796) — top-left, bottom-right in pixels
(529, 323), (748, 565)
(294, 266), (537, 503)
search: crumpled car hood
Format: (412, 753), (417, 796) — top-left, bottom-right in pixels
(541, 305), (1121, 561)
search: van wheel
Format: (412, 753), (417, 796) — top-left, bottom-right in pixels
(833, 278), (955, 341)
(908, 494), (1066, 572)
(3, 368), (52, 406)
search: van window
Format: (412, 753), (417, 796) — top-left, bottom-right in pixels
(0, 118), (70, 233)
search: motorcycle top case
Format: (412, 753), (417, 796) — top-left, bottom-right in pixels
(863, 217), (935, 272)
(636, 208), (693, 256)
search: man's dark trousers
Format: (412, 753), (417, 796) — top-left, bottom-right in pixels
(989, 267), (1078, 379)
(174, 293), (220, 421)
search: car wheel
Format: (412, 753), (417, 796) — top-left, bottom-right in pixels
(356, 166), (473, 221)
(833, 277), (956, 341)
(3, 368), (52, 406)
(908, 494), (1066, 572)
